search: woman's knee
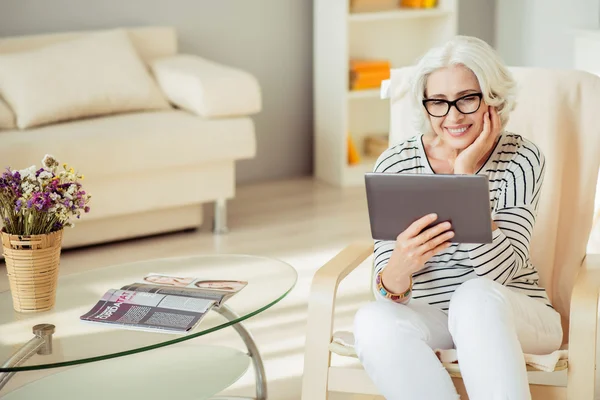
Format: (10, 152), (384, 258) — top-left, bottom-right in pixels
(353, 301), (430, 347)
(448, 278), (511, 334)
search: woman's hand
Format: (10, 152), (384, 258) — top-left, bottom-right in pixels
(381, 213), (454, 293)
(454, 106), (501, 175)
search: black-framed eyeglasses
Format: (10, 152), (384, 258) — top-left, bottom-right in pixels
(422, 92), (483, 117)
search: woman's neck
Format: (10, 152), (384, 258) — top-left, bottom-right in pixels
(422, 134), (457, 174)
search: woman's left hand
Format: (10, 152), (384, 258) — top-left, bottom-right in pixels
(454, 106), (501, 175)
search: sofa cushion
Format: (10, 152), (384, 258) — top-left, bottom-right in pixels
(0, 29), (170, 129)
(0, 110), (256, 177)
(0, 96), (15, 130)
(151, 54), (261, 118)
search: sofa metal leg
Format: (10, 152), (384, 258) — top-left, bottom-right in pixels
(213, 199), (229, 234)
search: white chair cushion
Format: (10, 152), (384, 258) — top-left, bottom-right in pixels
(0, 29), (170, 129)
(151, 54), (261, 118)
(329, 330), (568, 374)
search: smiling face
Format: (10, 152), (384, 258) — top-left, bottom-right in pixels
(424, 64), (488, 150)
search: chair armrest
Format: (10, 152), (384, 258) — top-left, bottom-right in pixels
(301, 241), (373, 400)
(307, 240), (374, 336)
(568, 253), (600, 399)
(150, 54), (261, 118)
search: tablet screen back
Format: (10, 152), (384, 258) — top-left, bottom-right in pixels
(365, 173), (493, 244)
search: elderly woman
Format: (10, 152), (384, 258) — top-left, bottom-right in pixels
(353, 36), (562, 400)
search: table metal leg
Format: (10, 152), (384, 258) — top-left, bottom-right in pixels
(215, 306), (266, 400)
(0, 324), (55, 393)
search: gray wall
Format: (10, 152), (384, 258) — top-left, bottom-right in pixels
(0, 0), (313, 184)
(0, 0), (496, 184)
(458, 0), (496, 46)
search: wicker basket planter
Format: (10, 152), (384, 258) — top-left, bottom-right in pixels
(1, 229), (63, 313)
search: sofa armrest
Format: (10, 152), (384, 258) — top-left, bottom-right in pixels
(150, 54), (261, 118)
(568, 253), (600, 400)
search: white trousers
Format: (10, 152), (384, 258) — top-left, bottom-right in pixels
(353, 278), (563, 400)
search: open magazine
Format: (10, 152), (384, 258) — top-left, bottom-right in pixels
(80, 274), (247, 334)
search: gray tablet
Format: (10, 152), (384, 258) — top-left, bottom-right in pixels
(365, 173), (493, 244)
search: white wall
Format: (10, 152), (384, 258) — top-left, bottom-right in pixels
(495, 0), (600, 68)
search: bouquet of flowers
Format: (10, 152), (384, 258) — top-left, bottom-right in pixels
(0, 155), (91, 236)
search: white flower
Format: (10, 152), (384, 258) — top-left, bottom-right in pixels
(37, 170), (53, 181)
(67, 184), (77, 195)
(42, 154), (59, 169)
(19, 166), (36, 180)
(21, 181), (39, 197)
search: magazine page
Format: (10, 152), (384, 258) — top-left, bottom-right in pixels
(80, 289), (215, 333)
(122, 273), (248, 308)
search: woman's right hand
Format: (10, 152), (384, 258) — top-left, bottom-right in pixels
(381, 213), (454, 293)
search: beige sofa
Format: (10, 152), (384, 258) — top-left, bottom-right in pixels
(0, 26), (260, 248)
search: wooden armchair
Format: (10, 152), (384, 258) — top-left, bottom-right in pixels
(301, 67), (600, 399)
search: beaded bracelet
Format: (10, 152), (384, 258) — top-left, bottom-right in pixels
(376, 270), (412, 303)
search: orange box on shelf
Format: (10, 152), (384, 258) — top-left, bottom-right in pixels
(350, 69), (391, 82)
(350, 80), (385, 91)
(349, 58), (390, 91)
(350, 0), (401, 13)
(400, 0), (437, 8)
(350, 59), (391, 72)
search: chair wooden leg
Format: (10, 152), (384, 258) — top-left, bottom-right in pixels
(301, 242), (374, 400)
(301, 345), (331, 400)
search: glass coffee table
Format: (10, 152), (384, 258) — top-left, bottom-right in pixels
(0, 254), (297, 399)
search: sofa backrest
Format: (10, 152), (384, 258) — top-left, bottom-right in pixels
(0, 26), (177, 64)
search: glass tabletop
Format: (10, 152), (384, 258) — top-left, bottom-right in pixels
(0, 254), (297, 372)
(1, 344), (250, 399)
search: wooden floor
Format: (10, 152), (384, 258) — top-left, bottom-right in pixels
(0, 177), (381, 399)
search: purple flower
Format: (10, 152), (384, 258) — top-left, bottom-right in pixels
(25, 192), (53, 212)
(84, 206), (90, 213)
(15, 199), (23, 212)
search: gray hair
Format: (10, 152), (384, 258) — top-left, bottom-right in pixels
(410, 36), (517, 134)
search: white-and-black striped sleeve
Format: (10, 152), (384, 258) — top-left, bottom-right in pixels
(464, 138), (545, 284)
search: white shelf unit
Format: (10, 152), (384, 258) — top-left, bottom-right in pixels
(313, 0), (458, 187)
